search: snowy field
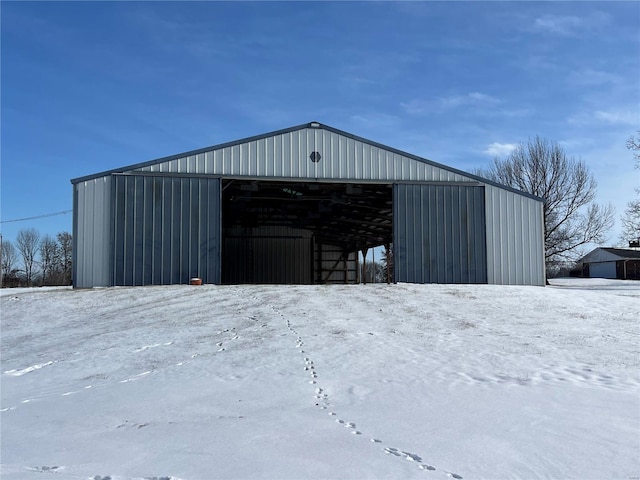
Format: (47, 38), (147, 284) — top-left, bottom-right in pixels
(1, 279), (638, 480)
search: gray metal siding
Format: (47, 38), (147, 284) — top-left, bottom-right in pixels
(485, 185), (545, 286)
(72, 123), (545, 287)
(73, 177), (112, 288)
(112, 175), (221, 285)
(138, 129), (472, 183)
(394, 184), (487, 284)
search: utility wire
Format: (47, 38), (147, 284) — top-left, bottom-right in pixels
(1, 210), (72, 224)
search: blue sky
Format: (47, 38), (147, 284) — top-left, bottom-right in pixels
(2, 1), (639, 249)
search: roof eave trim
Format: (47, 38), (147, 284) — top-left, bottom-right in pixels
(70, 121), (543, 202)
(317, 123), (543, 202)
(70, 122), (315, 185)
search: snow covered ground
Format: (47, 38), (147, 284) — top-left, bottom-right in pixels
(1, 279), (638, 480)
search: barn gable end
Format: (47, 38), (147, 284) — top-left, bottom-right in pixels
(72, 122), (545, 287)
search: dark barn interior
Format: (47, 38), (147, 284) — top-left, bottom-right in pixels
(221, 180), (393, 284)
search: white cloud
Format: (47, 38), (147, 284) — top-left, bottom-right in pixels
(401, 92), (500, 115)
(498, 107), (534, 118)
(484, 142), (518, 157)
(569, 69), (621, 87)
(568, 109), (639, 127)
(439, 92), (501, 108)
(532, 12), (611, 36)
(400, 99), (430, 115)
(349, 112), (400, 129)
(533, 14), (583, 35)
(594, 110), (639, 126)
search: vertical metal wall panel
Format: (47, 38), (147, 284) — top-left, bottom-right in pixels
(222, 226), (312, 284)
(485, 185), (545, 286)
(394, 184), (487, 284)
(112, 175), (221, 286)
(73, 177), (111, 287)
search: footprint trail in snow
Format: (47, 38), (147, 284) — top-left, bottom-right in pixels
(253, 290), (463, 479)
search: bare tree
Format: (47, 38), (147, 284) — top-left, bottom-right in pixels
(56, 232), (73, 285)
(40, 235), (59, 286)
(627, 130), (640, 169)
(1, 240), (18, 287)
(620, 200), (640, 246)
(619, 131), (640, 246)
(364, 260), (386, 283)
(480, 136), (615, 268)
(16, 228), (40, 287)
(381, 244), (394, 283)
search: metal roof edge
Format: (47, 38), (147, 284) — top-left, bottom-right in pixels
(70, 121), (543, 202)
(70, 122), (314, 184)
(316, 123), (543, 203)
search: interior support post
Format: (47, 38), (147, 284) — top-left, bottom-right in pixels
(362, 247), (369, 284)
(343, 250), (348, 284)
(316, 238), (322, 284)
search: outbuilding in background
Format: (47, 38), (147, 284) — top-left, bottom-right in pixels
(71, 122), (545, 287)
(579, 247), (640, 280)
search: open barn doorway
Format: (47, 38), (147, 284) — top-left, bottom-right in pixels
(221, 180), (393, 284)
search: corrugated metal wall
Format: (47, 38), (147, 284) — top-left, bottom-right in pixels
(72, 124), (545, 287)
(394, 184), (487, 284)
(222, 226), (313, 284)
(73, 176), (112, 288)
(138, 128), (472, 183)
(112, 174), (221, 286)
(485, 185), (545, 286)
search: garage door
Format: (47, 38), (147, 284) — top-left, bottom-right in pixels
(589, 262), (616, 279)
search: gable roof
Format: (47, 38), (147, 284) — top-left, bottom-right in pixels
(600, 248), (640, 259)
(70, 121), (542, 202)
(581, 247), (640, 263)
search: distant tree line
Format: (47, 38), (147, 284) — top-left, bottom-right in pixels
(361, 245), (393, 284)
(1, 228), (72, 287)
